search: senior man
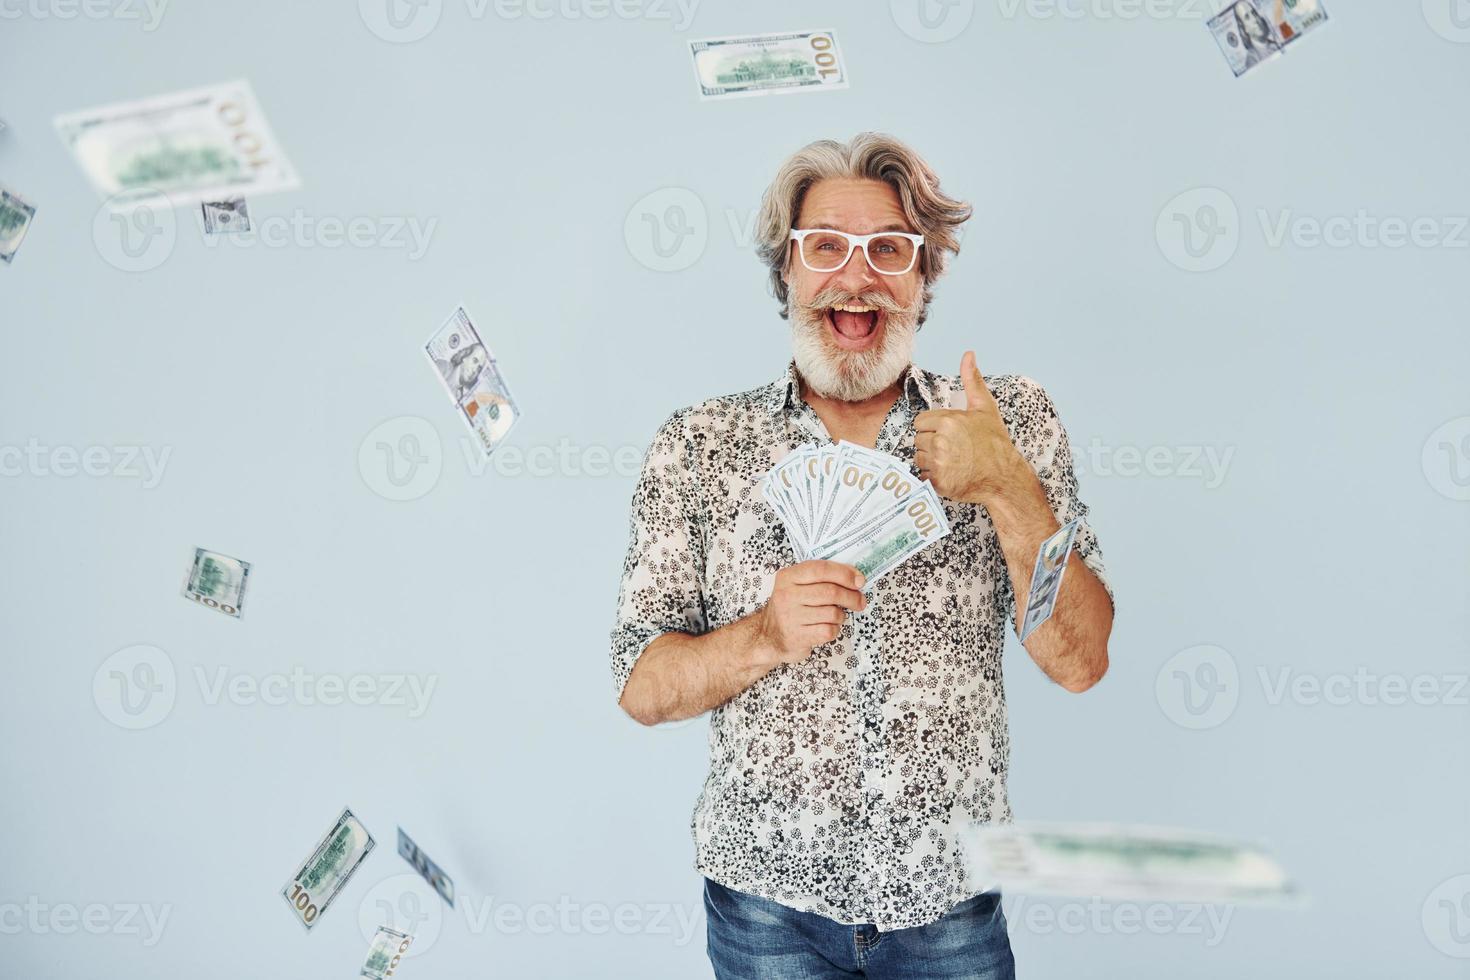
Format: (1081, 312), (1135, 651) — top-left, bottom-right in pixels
(610, 132), (1115, 979)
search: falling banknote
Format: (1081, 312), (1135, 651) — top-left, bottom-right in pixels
(282, 807), (376, 929)
(54, 80), (300, 209)
(181, 547), (250, 618)
(0, 184), (36, 265)
(360, 925), (413, 979)
(960, 822), (1298, 904)
(1018, 519), (1079, 643)
(762, 441), (949, 592)
(424, 306), (520, 459)
(201, 197), (250, 234)
(398, 827), (455, 907)
(1207, 0), (1328, 77)
(689, 30), (848, 101)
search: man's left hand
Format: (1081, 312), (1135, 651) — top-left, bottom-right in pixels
(914, 351), (1032, 506)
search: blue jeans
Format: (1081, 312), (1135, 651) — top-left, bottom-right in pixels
(704, 878), (1016, 980)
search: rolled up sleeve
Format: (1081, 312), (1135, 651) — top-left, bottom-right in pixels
(998, 377), (1115, 629)
(609, 409), (709, 703)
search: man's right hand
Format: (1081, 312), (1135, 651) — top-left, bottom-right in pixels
(752, 560), (867, 666)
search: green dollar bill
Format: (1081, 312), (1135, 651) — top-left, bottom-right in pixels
(689, 30), (848, 101)
(811, 485), (950, 592)
(0, 184), (36, 265)
(1207, 0), (1328, 78)
(55, 80), (300, 209)
(1018, 519), (1079, 642)
(282, 807), (375, 930)
(397, 827), (455, 907)
(181, 547), (250, 619)
(201, 197), (250, 234)
(424, 306), (521, 460)
(360, 925), (412, 979)
(961, 822), (1298, 904)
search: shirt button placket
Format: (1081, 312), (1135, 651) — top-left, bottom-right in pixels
(855, 611), (886, 921)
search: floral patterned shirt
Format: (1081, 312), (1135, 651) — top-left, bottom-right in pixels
(609, 359), (1113, 930)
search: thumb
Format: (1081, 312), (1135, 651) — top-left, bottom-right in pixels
(959, 350), (987, 410)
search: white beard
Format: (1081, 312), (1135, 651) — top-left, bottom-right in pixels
(790, 301), (919, 402)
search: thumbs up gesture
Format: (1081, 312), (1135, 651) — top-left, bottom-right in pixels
(913, 351), (1030, 505)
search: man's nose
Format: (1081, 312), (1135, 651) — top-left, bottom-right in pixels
(830, 245), (877, 293)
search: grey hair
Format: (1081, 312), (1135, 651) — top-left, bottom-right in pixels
(754, 132), (973, 327)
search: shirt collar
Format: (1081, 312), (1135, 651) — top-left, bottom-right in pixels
(765, 359), (936, 416)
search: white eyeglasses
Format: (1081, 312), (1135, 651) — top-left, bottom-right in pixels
(789, 228), (925, 276)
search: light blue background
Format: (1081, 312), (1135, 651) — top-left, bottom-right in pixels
(2, 1), (1468, 977)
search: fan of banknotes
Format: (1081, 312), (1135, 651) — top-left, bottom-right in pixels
(761, 441), (949, 591)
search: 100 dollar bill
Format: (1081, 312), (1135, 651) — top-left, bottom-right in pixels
(360, 925), (412, 979)
(1207, 0), (1328, 77)
(811, 486), (950, 592)
(181, 547), (250, 619)
(398, 827), (455, 907)
(960, 822), (1298, 904)
(282, 807), (375, 929)
(55, 79), (300, 209)
(1018, 519), (1078, 642)
(689, 30), (848, 101)
(424, 306), (521, 460)
(0, 184), (36, 265)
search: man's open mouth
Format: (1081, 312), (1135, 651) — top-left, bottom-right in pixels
(826, 303), (881, 347)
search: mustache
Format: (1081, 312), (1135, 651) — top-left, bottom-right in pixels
(798, 286), (916, 317)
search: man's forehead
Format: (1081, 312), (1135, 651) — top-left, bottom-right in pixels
(796, 178), (912, 233)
